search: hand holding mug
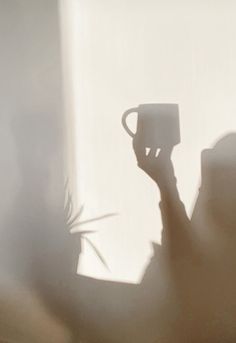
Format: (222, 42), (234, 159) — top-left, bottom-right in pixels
(122, 103), (180, 184)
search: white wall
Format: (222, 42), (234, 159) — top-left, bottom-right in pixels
(64, 0), (236, 282)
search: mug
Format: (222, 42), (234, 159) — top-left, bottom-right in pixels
(122, 103), (180, 149)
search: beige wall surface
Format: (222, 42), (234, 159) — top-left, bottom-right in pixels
(64, 0), (236, 282)
(2, 1), (236, 342)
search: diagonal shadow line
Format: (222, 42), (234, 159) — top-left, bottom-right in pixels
(70, 213), (118, 233)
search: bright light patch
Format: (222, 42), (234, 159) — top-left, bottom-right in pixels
(60, 0), (236, 284)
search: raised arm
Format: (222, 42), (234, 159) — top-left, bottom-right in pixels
(133, 136), (192, 257)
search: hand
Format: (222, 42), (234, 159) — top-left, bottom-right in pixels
(133, 135), (174, 185)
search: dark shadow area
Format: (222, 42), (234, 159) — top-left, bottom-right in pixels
(2, 103), (236, 343)
(122, 103), (236, 342)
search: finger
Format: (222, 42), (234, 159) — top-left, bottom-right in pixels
(159, 146), (174, 159)
(147, 148), (156, 158)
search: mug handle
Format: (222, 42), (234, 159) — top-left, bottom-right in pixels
(122, 108), (138, 137)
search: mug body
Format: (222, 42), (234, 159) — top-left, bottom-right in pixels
(136, 103), (180, 149)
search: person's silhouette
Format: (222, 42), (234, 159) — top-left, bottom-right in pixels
(133, 129), (236, 342)
(190, 133), (236, 342)
(132, 132), (204, 342)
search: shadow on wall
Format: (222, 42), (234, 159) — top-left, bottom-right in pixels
(1, 105), (236, 343)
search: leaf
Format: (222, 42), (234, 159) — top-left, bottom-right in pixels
(64, 192), (73, 221)
(78, 213), (117, 226)
(67, 205), (84, 227)
(83, 236), (110, 271)
(63, 178), (69, 192)
(70, 229), (96, 235)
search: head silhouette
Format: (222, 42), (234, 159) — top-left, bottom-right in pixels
(201, 133), (236, 232)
